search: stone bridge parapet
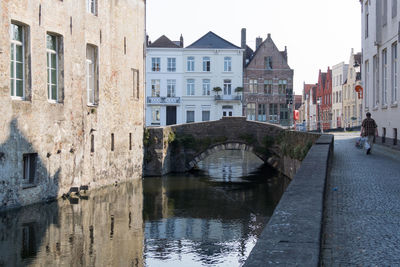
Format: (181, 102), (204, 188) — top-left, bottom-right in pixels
(144, 117), (321, 178)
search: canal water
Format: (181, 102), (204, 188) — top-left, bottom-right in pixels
(0, 150), (289, 267)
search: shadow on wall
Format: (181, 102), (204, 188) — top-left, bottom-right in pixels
(0, 118), (61, 211)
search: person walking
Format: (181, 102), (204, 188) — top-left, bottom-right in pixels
(361, 112), (378, 155)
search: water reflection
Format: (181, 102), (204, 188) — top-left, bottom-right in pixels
(0, 180), (144, 267)
(143, 150), (289, 267)
(0, 150), (289, 267)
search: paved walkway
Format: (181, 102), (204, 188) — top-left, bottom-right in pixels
(321, 132), (400, 266)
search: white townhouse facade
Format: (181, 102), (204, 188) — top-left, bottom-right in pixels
(182, 32), (243, 123)
(303, 84), (318, 131)
(146, 36), (184, 126)
(331, 62), (348, 128)
(361, 0), (400, 145)
(145, 32), (243, 126)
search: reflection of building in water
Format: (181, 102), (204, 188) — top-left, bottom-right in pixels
(146, 218), (245, 241)
(142, 167), (290, 264)
(0, 180), (144, 266)
(197, 150), (264, 181)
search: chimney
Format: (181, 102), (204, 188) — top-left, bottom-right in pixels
(267, 33), (271, 39)
(180, 34), (184, 48)
(256, 37), (263, 50)
(241, 28), (247, 67)
(241, 28), (246, 49)
(146, 35), (149, 46)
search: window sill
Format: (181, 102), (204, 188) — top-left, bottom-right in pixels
(87, 103), (98, 107)
(48, 100), (62, 104)
(22, 184), (37, 189)
(391, 102), (398, 108)
(11, 96), (26, 101)
(381, 104), (388, 110)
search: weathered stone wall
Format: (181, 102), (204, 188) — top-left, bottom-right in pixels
(0, 0), (145, 211)
(144, 117), (321, 178)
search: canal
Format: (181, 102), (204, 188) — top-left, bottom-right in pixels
(0, 150), (289, 266)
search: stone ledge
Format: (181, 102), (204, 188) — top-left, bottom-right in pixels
(243, 137), (334, 267)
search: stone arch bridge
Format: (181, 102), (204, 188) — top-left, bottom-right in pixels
(144, 117), (320, 178)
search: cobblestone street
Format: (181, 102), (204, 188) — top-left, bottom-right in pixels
(321, 132), (400, 266)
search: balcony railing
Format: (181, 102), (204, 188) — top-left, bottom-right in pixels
(214, 95), (241, 101)
(147, 96), (181, 105)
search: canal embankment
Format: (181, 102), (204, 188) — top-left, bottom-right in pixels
(244, 134), (334, 266)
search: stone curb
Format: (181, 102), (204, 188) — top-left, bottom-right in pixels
(243, 134), (334, 266)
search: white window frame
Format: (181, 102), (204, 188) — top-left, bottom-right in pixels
(167, 79), (176, 97)
(247, 103), (256, 121)
(187, 79), (195, 96)
(151, 79), (160, 97)
(202, 110), (210, 121)
(373, 55), (379, 107)
(203, 57), (210, 72)
(10, 23), (25, 100)
(264, 79), (273, 94)
(249, 79), (257, 94)
(151, 106), (161, 125)
(46, 34), (58, 102)
(187, 56), (194, 72)
(202, 79), (210, 96)
(258, 103), (266, 121)
(151, 57), (160, 72)
(86, 0), (97, 15)
(392, 43), (398, 104)
(86, 45), (97, 106)
(224, 57), (232, 72)
(167, 57), (176, 72)
(186, 110), (195, 123)
(382, 49), (388, 105)
(223, 79), (232, 95)
(278, 80), (287, 95)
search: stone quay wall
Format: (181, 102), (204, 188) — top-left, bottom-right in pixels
(0, 0), (146, 211)
(243, 134), (334, 266)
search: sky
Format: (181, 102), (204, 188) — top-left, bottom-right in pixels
(146, 0), (361, 95)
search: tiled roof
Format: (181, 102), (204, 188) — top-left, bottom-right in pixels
(148, 35), (180, 48)
(186, 31), (241, 49)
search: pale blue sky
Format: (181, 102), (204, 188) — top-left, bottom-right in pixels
(146, 0), (361, 94)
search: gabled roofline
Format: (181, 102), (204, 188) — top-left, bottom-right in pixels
(186, 31), (241, 49)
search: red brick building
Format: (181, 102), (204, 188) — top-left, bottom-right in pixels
(316, 68), (332, 131)
(241, 29), (294, 126)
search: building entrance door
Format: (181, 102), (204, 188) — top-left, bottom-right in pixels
(222, 105), (233, 117)
(166, 106), (177, 125)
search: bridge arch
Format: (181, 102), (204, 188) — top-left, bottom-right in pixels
(186, 141), (267, 170)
